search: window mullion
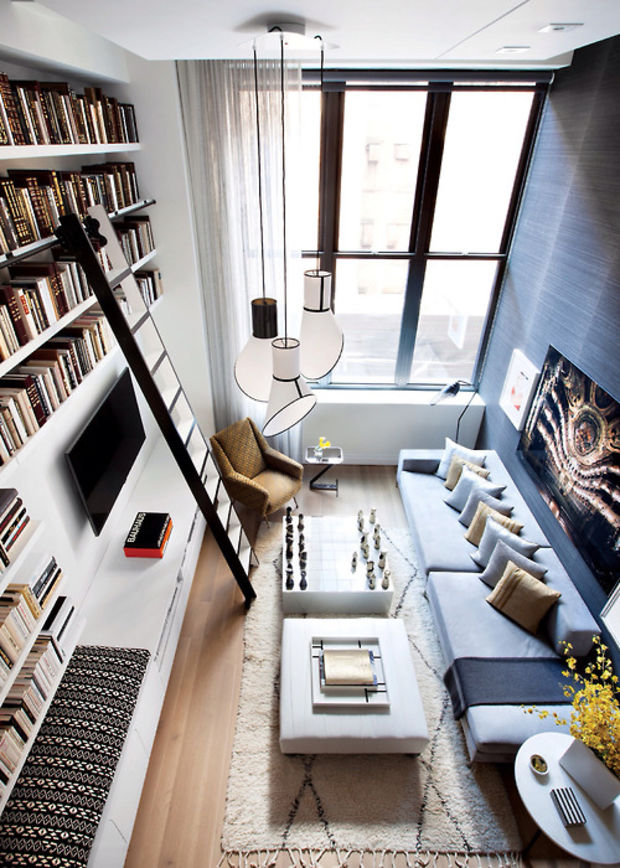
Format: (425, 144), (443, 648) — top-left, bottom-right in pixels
(395, 91), (451, 385)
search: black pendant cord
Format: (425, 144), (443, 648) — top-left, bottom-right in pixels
(280, 33), (288, 346)
(314, 35), (324, 268)
(253, 46), (267, 300)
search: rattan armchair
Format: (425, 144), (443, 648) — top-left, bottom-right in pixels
(210, 417), (303, 520)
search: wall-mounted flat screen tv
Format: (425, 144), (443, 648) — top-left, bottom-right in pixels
(518, 346), (620, 594)
(66, 368), (146, 536)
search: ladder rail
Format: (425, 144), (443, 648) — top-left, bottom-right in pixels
(56, 211), (256, 607)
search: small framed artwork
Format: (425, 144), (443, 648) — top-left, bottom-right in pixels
(499, 349), (540, 430)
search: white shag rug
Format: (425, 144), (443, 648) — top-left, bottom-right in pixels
(220, 524), (522, 867)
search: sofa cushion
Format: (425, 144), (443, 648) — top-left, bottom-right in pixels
(444, 456), (490, 491)
(534, 547), (600, 657)
(445, 467), (506, 511)
(464, 501), (524, 546)
(472, 517), (539, 567)
(427, 571), (559, 667)
(463, 704), (572, 763)
(476, 453), (550, 546)
(398, 470), (481, 573)
(486, 563), (561, 635)
(458, 489), (513, 527)
(436, 437), (487, 479)
(478, 539), (547, 588)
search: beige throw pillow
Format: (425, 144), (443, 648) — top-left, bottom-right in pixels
(444, 456), (490, 491)
(486, 562), (561, 634)
(464, 501), (524, 546)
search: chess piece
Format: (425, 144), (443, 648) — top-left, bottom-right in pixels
(378, 551), (387, 570)
(369, 507), (376, 524)
(366, 560), (375, 576)
(381, 573), (390, 589)
(374, 535), (381, 550)
(286, 506), (292, 519)
(351, 551), (358, 570)
(357, 517), (365, 532)
(286, 544), (293, 561)
(383, 568), (391, 582)
(361, 543), (370, 559)
(285, 573), (294, 590)
(357, 509), (364, 520)
(298, 533), (305, 547)
(299, 552), (308, 567)
(360, 533), (368, 546)
(299, 571), (307, 590)
(368, 574), (376, 590)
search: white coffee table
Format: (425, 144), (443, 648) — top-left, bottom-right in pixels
(280, 617), (429, 754)
(282, 515), (394, 614)
(305, 445), (343, 494)
(514, 732), (620, 863)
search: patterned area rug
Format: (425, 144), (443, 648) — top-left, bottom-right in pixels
(220, 524), (522, 867)
(0, 645), (150, 868)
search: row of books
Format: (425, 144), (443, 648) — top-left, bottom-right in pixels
(116, 217), (155, 266)
(0, 636), (64, 791)
(0, 311), (115, 462)
(0, 162), (141, 250)
(0, 74), (139, 147)
(0, 490), (31, 572)
(134, 269), (164, 307)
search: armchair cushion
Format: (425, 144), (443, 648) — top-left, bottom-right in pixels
(214, 418), (266, 479)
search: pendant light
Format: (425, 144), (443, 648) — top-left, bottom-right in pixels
(263, 32), (316, 436)
(234, 46), (278, 401)
(299, 39), (344, 380)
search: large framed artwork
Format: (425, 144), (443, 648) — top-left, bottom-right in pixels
(499, 348), (540, 430)
(518, 346), (620, 595)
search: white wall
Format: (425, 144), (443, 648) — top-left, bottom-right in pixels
(106, 55), (216, 436)
(301, 390), (485, 464)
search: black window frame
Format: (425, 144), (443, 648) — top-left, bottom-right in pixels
(302, 68), (551, 389)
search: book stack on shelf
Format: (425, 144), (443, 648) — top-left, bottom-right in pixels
(0, 490), (30, 570)
(0, 312), (115, 462)
(115, 216), (155, 266)
(124, 512), (173, 559)
(0, 162), (140, 253)
(0, 635), (63, 794)
(133, 269), (163, 307)
(0, 74), (139, 148)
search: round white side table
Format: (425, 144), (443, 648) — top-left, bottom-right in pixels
(515, 732), (620, 863)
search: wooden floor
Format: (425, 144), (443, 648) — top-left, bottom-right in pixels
(125, 466), (582, 868)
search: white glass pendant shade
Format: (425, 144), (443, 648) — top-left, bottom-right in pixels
(234, 297), (278, 401)
(263, 337), (316, 436)
(299, 270), (344, 379)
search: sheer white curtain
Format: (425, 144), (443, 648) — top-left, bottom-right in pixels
(176, 59), (305, 458)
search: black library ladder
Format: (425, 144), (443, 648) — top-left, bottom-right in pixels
(56, 206), (256, 607)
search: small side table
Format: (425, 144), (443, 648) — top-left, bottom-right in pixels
(514, 732), (620, 864)
(305, 446), (343, 494)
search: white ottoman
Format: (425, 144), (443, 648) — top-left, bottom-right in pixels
(280, 618), (429, 754)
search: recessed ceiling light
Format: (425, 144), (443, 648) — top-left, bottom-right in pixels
(496, 46), (531, 54)
(539, 23), (584, 33)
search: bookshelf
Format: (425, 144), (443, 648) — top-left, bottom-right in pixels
(0, 16), (220, 865)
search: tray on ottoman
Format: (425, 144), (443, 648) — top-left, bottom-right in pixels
(280, 618), (428, 754)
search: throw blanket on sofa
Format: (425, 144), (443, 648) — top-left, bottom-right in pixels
(444, 656), (568, 719)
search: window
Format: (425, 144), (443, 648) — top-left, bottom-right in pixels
(302, 72), (549, 387)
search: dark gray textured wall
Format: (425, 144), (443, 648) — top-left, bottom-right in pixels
(477, 35), (620, 640)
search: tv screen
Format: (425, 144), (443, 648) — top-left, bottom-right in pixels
(518, 346), (620, 594)
(66, 368), (146, 536)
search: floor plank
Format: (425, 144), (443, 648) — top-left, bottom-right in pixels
(125, 465), (580, 868)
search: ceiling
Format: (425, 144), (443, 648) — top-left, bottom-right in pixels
(37, 0), (620, 67)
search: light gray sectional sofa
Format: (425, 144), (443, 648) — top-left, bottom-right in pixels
(396, 446), (600, 763)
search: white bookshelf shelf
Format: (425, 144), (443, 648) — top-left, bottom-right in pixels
(0, 520), (43, 595)
(0, 143), (141, 160)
